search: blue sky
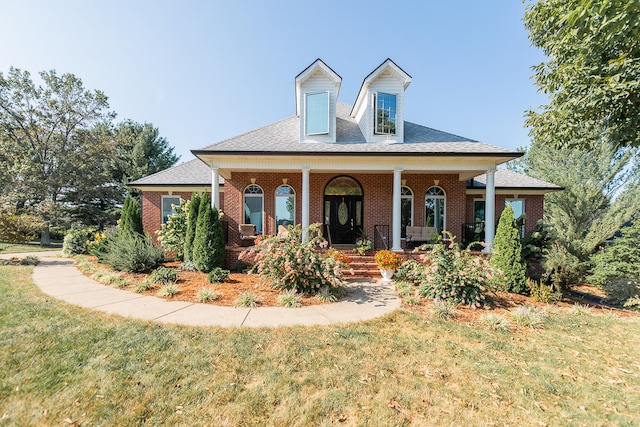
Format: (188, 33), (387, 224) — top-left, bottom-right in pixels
(1, 0), (546, 162)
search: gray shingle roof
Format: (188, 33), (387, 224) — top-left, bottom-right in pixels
(130, 158), (217, 186)
(193, 102), (516, 156)
(469, 169), (562, 190)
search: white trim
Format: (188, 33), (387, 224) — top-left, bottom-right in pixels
(243, 184), (264, 234)
(484, 169), (496, 250)
(392, 169), (403, 251)
(275, 184), (296, 233)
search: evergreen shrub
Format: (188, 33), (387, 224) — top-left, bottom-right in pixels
(183, 193), (201, 262)
(106, 232), (164, 273)
(490, 204), (528, 293)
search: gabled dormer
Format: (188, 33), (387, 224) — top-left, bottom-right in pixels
(351, 59), (412, 143)
(295, 59), (342, 143)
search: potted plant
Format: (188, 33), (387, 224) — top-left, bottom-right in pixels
(374, 250), (404, 282)
(354, 236), (373, 255)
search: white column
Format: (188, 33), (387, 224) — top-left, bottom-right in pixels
(392, 169), (403, 251)
(301, 168), (310, 242)
(211, 166), (220, 208)
(484, 168), (496, 251)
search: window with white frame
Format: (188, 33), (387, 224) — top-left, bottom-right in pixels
(305, 92), (329, 135)
(401, 186), (413, 238)
(161, 196), (181, 224)
(374, 92), (397, 135)
(275, 185), (295, 232)
(243, 185), (264, 234)
(425, 187), (446, 232)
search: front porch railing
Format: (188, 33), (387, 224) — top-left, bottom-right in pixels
(374, 224), (389, 250)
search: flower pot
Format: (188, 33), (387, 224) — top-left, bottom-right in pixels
(379, 268), (395, 282)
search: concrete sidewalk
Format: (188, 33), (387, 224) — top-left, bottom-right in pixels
(24, 253), (400, 328)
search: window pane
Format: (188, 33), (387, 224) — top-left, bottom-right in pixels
(425, 196), (445, 232)
(506, 200), (524, 220)
(401, 197), (413, 238)
(244, 194), (263, 234)
(375, 93), (396, 134)
(162, 196), (180, 223)
(306, 92), (329, 135)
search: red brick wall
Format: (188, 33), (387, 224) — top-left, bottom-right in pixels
(465, 194), (545, 235)
(223, 172), (466, 247)
(141, 190), (222, 242)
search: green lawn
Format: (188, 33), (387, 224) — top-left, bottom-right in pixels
(0, 241), (62, 254)
(1, 266), (639, 426)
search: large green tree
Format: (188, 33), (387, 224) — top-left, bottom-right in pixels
(524, 0), (640, 150)
(0, 68), (113, 244)
(508, 139), (640, 287)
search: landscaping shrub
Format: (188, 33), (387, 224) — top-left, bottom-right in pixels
(239, 223), (346, 294)
(602, 278), (640, 308)
(430, 299), (458, 320)
(528, 278), (562, 303)
(197, 287), (219, 302)
(235, 292), (260, 307)
(588, 221), (640, 287)
(231, 260), (249, 273)
(479, 313), (511, 332)
(510, 305), (546, 328)
(490, 204), (527, 293)
(207, 267), (230, 284)
(105, 232), (164, 273)
(62, 228), (93, 255)
(149, 266), (178, 284)
(394, 259), (426, 284)
(183, 193), (201, 262)
(192, 193), (226, 272)
(156, 198), (187, 260)
(90, 227), (118, 263)
(19, 256), (40, 266)
(180, 260), (197, 271)
(419, 234), (500, 307)
(157, 284), (180, 297)
(119, 196), (144, 236)
(278, 291), (302, 308)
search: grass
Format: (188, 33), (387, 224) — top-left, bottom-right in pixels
(1, 265), (640, 425)
(0, 240), (62, 253)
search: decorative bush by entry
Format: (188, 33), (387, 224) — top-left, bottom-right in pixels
(119, 195), (144, 236)
(419, 233), (500, 307)
(490, 204), (528, 294)
(183, 193), (201, 262)
(207, 267), (230, 284)
(239, 223), (346, 294)
(156, 198), (187, 260)
(62, 228), (94, 255)
(374, 250), (404, 270)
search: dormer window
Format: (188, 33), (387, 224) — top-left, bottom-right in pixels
(305, 92), (329, 135)
(374, 92), (397, 135)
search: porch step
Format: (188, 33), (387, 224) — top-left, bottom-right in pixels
(341, 253), (380, 279)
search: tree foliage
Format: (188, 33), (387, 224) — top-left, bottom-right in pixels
(588, 220), (640, 287)
(0, 68), (113, 243)
(157, 198), (187, 260)
(524, 0), (640, 150)
(490, 205), (528, 294)
(508, 139), (640, 287)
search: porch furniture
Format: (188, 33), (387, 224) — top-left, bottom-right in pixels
(277, 225), (289, 237)
(406, 226), (437, 248)
(239, 224), (258, 246)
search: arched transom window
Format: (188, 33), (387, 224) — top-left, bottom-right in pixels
(275, 185), (295, 232)
(244, 184), (264, 234)
(401, 186), (413, 238)
(425, 186), (446, 232)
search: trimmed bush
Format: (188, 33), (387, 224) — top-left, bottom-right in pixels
(119, 196), (144, 236)
(207, 267), (230, 284)
(490, 204), (527, 293)
(149, 266), (178, 284)
(62, 228), (93, 255)
(106, 232), (164, 273)
(183, 193), (201, 262)
(156, 199), (187, 260)
(192, 193), (226, 272)
(588, 221), (640, 287)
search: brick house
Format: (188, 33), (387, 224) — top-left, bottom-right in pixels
(131, 59), (560, 261)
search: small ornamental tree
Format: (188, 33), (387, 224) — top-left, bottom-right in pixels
(192, 193), (225, 272)
(183, 193), (201, 262)
(490, 204), (528, 293)
(119, 196), (143, 236)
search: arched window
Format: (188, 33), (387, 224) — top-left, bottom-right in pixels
(275, 185), (295, 232)
(243, 184), (264, 234)
(425, 186), (446, 232)
(401, 186), (413, 238)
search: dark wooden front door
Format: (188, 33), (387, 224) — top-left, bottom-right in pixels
(324, 196), (363, 244)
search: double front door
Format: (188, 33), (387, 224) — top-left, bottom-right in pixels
(324, 195), (363, 244)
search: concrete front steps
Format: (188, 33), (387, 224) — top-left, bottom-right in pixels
(345, 254), (380, 278)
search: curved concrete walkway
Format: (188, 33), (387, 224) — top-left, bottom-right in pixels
(15, 252), (401, 328)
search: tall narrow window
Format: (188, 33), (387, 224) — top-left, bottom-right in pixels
(275, 185), (295, 232)
(161, 196), (180, 224)
(243, 185), (264, 234)
(425, 187), (446, 232)
(401, 186), (413, 238)
(305, 92), (329, 135)
(374, 92), (397, 135)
